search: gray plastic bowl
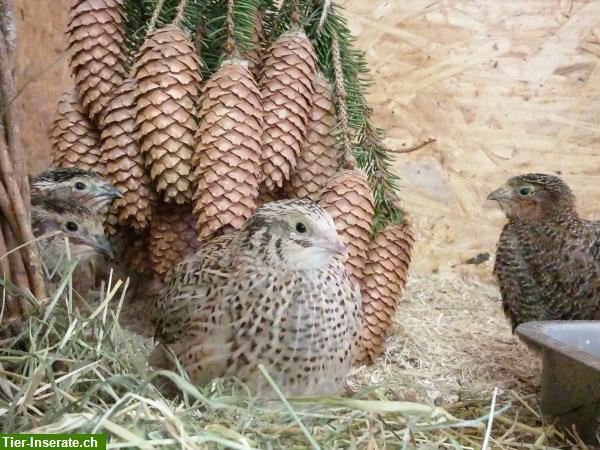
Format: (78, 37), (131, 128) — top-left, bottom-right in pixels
(516, 321), (600, 443)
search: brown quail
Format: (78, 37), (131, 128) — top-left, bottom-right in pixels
(154, 199), (362, 396)
(489, 173), (600, 330)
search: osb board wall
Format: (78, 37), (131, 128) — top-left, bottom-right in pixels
(13, 0), (600, 279)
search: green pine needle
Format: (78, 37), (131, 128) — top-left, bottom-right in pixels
(121, 0), (405, 234)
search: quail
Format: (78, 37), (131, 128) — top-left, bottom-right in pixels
(489, 173), (600, 330)
(31, 167), (124, 288)
(154, 199), (362, 396)
(30, 167), (122, 215)
(32, 198), (113, 296)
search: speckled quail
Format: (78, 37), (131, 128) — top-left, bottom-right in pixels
(31, 167), (123, 290)
(31, 167), (122, 216)
(32, 198), (113, 297)
(154, 199), (362, 396)
(489, 173), (600, 330)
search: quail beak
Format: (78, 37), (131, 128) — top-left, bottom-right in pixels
(316, 233), (348, 259)
(92, 236), (115, 260)
(487, 185), (514, 202)
(103, 184), (123, 199)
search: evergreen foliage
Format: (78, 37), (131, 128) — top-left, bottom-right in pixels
(122, 0), (405, 234)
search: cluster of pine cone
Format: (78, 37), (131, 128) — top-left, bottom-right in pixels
(50, 0), (413, 363)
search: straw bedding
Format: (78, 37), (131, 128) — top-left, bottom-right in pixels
(1, 270), (590, 448)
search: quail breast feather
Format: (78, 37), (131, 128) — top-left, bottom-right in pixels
(155, 199), (362, 396)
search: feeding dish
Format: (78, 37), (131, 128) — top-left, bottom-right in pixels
(516, 321), (600, 443)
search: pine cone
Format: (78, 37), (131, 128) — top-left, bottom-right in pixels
(357, 221), (414, 365)
(193, 58), (263, 240)
(318, 169), (374, 282)
(149, 205), (201, 278)
(285, 72), (338, 201)
(67, 0), (127, 123)
(100, 79), (155, 231)
(259, 26), (317, 192)
(50, 89), (104, 175)
(132, 26), (201, 205)
(123, 231), (154, 276)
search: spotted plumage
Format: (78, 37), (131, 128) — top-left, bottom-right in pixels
(32, 198), (113, 295)
(155, 199), (362, 396)
(31, 167), (122, 215)
(489, 173), (600, 330)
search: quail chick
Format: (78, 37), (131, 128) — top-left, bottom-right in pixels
(32, 198), (113, 296)
(489, 173), (600, 330)
(31, 167), (122, 215)
(155, 199), (362, 396)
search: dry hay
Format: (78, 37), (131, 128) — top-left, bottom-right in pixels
(1, 269), (592, 448)
(350, 273), (540, 404)
(0, 229), (588, 447)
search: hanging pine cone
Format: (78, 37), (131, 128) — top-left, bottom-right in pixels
(149, 205), (201, 278)
(259, 26), (317, 192)
(193, 58), (263, 240)
(67, 0), (127, 123)
(356, 221), (414, 365)
(100, 79), (155, 231)
(318, 169), (375, 282)
(285, 72), (338, 201)
(50, 89), (104, 175)
(132, 26), (201, 205)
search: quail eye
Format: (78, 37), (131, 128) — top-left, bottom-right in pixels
(65, 221), (78, 232)
(74, 182), (86, 191)
(295, 222), (307, 233)
(519, 187), (532, 196)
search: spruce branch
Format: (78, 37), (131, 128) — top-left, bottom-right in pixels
(123, 0), (203, 60)
(121, 0), (407, 232)
(278, 0), (406, 232)
(223, 0), (235, 54)
(388, 137), (436, 154)
(317, 0), (331, 32)
(195, 0), (262, 76)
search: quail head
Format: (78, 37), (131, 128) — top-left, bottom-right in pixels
(489, 173), (600, 330)
(155, 199), (362, 397)
(31, 167), (122, 214)
(32, 198), (113, 292)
